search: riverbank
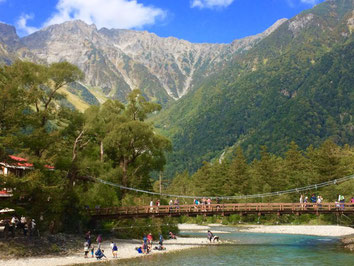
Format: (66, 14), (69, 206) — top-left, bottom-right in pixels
(0, 237), (212, 266)
(341, 234), (354, 251)
(178, 223), (228, 234)
(239, 225), (354, 237)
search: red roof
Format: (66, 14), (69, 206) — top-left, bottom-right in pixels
(5, 155), (54, 169)
(8, 155), (33, 167)
(9, 155), (27, 162)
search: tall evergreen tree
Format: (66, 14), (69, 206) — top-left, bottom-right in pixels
(224, 147), (249, 195)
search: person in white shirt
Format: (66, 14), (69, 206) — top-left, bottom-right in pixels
(150, 200), (153, 212)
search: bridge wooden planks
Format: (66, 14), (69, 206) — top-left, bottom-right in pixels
(88, 203), (354, 220)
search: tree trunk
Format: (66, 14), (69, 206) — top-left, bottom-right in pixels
(100, 141), (104, 162)
(120, 159), (128, 187)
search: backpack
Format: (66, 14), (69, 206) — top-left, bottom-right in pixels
(95, 249), (102, 256)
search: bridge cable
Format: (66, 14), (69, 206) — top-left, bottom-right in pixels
(93, 173), (354, 200)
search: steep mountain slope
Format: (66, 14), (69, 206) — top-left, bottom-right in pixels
(153, 0), (354, 177)
(0, 19), (285, 107)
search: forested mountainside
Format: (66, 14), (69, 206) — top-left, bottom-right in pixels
(153, 0), (354, 177)
(0, 0), (352, 179)
(0, 17), (284, 107)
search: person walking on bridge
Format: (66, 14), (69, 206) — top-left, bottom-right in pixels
(169, 199), (173, 212)
(299, 195), (304, 209)
(150, 200), (154, 213)
(174, 198), (179, 212)
(339, 195), (345, 210)
(207, 198), (211, 210)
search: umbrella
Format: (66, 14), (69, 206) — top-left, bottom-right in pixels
(0, 208), (15, 213)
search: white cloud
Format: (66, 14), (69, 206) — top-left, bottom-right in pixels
(300, 0), (320, 4)
(44, 0), (166, 29)
(191, 0), (234, 9)
(16, 14), (39, 35)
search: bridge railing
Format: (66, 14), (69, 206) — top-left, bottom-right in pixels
(88, 202), (354, 217)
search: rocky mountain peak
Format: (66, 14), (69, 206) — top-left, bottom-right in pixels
(0, 23), (20, 48)
(1, 17), (288, 104)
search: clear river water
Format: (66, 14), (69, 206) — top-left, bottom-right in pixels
(94, 226), (354, 266)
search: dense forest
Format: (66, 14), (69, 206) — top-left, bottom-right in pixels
(166, 141), (354, 203)
(0, 61), (173, 234)
(153, 0), (354, 177)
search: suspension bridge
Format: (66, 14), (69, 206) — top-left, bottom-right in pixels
(87, 174), (354, 220)
(88, 203), (354, 220)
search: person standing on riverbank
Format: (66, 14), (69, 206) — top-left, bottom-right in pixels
(10, 216), (18, 237)
(20, 215), (26, 235)
(96, 234), (102, 248)
(147, 233), (153, 249)
(159, 234), (164, 246)
(84, 241), (89, 258)
(85, 231), (91, 247)
(110, 242), (118, 258)
(207, 230), (214, 242)
(142, 235), (147, 254)
(91, 245), (95, 258)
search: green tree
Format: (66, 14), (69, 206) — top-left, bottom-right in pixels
(167, 171), (192, 195)
(224, 147), (249, 195)
(249, 146), (283, 194)
(283, 141), (310, 188)
(310, 140), (347, 183)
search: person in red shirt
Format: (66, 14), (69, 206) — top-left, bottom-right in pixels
(147, 233), (153, 249)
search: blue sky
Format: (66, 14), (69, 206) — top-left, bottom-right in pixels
(0, 0), (324, 43)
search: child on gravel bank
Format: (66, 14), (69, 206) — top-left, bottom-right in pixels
(84, 242), (89, 258)
(91, 245), (95, 258)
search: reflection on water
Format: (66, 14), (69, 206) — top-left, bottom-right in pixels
(81, 227), (354, 266)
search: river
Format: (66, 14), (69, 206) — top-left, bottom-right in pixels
(93, 226), (354, 265)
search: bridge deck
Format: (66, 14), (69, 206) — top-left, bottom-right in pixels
(88, 203), (354, 219)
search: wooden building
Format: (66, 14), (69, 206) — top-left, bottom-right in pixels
(0, 155), (53, 197)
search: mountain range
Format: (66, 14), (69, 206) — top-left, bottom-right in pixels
(152, 0), (354, 176)
(0, 0), (353, 177)
(0, 16), (285, 108)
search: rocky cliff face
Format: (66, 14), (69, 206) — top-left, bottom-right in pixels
(0, 23), (20, 48)
(0, 19), (286, 104)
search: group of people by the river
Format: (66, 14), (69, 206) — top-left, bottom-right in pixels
(83, 231), (108, 260)
(137, 232), (178, 254)
(137, 233), (165, 254)
(1, 215), (37, 238)
(84, 231), (176, 259)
